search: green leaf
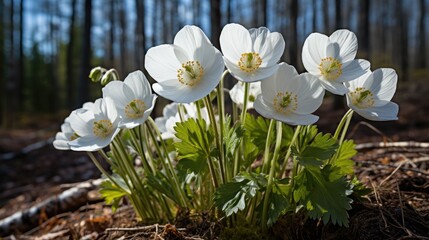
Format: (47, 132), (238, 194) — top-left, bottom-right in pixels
(146, 171), (177, 201)
(266, 181), (291, 226)
(327, 140), (356, 181)
(244, 113), (273, 150)
(294, 133), (338, 167)
(350, 176), (371, 201)
(174, 118), (214, 174)
(294, 167), (352, 227)
(214, 172), (266, 216)
(224, 119), (245, 160)
(99, 178), (128, 212)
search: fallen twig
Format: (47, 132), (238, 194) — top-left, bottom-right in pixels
(0, 138), (54, 161)
(105, 224), (187, 232)
(355, 141), (429, 150)
(0, 179), (102, 237)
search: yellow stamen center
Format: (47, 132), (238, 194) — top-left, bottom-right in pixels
(125, 99), (146, 119)
(238, 52), (262, 73)
(93, 119), (113, 138)
(349, 87), (375, 109)
(273, 91), (298, 114)
(177, 61), (204, 86)
(319, 57), (342, 80)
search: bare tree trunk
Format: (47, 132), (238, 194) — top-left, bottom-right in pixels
(358, 0), (370, 59)
(210, 0), (221, 49)
(49, 0), (59, 112)
(262, 0), (267, 26)
(0, 0), (4, 126)
(333, 0), (344, 109)
(119, 3), (127, 76)
(66, 0), (76, 110)
(313, 0), (317, 31)
(5, 0), (15, 127)
(77, 0), (92, 107)
(323, 0), (330, 33)
(152, 0), (159, 46)
(108, 0), (115, 67)
(135, 0), (145, 69)
(18, 0), (23, 112)
(335, 0), (342, 28)
(417, 0), (426, 68)
(289, 0), (298, 68)
(398, 0), (408, 81)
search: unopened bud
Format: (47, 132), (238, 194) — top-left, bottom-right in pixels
(89, 67), (105, 82)
(101, 72), (114, 86)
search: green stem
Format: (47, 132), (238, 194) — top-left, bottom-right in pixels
(147, 117), (191, 208)
(204, 96), (226, 184)
(262, 119), (275, 174)
(217, 71), (228, 180)
(333, 109), (354, 140)
(261, 121), (283, 229)
(278, 125), (302, 178)
(339, 110), (354, 145)
(87, 151), (130, 195)
(240, 82), (250, 124)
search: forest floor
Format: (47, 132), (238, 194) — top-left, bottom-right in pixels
(0, 81), (428, 239)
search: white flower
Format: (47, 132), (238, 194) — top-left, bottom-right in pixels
(53, 102), (95, 150)
(345, 68), (399, 121)
(229, 81), (261, 109)
(154, 102), (210, 139)
(102, 70), (157, 129)
(145, 25), (224, 103)
(220, 23), (285, 83)
(302, 29), (370, 95)
(68, 98), (120, 151)
(254, 63), (325, 125)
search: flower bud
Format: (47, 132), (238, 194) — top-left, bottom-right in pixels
(89, 67), (105, 82)
(101, 71), (114, 86)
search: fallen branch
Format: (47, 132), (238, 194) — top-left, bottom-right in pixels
(105, 224), (187, 232)
(0, 179), (103, 237)
(355, 141), (429, 150)
(0, 138), (54, 161)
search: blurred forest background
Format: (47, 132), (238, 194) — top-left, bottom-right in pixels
(0, 0), (427, 128)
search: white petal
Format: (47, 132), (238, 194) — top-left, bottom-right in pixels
(249, 27), (270, 43)
(104, 97), (119, 124)
(153, 80), (203, 103)
(229, 81), (245, 105)
(344, 70), (372, 91)
(225, 57), (279, 82)
(53, 139), (70, 150)
(325, 41), (340, 59)
(337, 59), (370, 82)
(82, 102), (94, 111)
(329, 29), (358, 62)
(102, 81), (129, 108)
(295, 73), (325, 114)
(254, 95), (275, 119)
(354, 102), (399, 121)
(124, 70), (150, 98)
(145, 44), (182, 82)
(174, 25), (212, 61)
(369, 68), (397, 103)
(273, 112), (319, 126)
(220, 23), (252, 62)
(69, 110), (94, 137)
(69, 136), (102, 151)
(302, 33), (329, 75)
(320, 79), (349, 95)
(259, 32), (285, 67)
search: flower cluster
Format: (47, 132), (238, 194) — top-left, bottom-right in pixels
(54, 23), (399, 229)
